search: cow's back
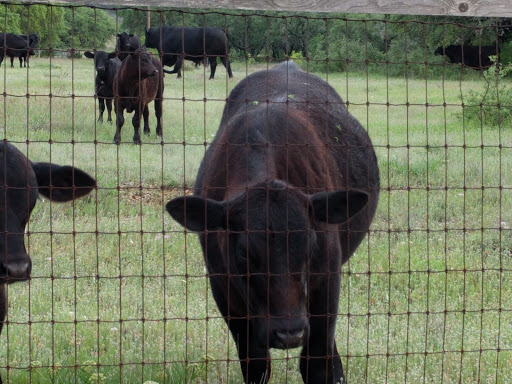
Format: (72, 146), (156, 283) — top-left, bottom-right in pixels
(196, 61), (379, 260)
(162, 26), (227, 55)
(0, 33), (24, 49)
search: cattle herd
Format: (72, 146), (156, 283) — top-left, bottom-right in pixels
(0, 25), (502, 384)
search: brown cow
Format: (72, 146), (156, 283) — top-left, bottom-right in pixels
(113, 46), (164, 144)
(166, 61), (380, 384)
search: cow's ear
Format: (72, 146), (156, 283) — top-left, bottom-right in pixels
(84, 51), (94, 59)
(129, 34), (134, 37)
(166, 196), (226, 232)
(309, 189), (368, 224)
(32, 162), (96, 202)
(107, 51), (118, 59)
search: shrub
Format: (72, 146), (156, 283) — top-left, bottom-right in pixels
(464, 56), (512, 127)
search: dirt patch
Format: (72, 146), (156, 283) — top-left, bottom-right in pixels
(118, 183), (194, 207)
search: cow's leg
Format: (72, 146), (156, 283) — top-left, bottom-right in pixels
(98, 97), (105, 123)
(155, 83), (163, 138)
(0, 284), (6, 335)
(113, 105), (124, 144)
(174, 56), (183, 79)
(142, 104), (150, 135)
(0, 284), (5, 384)
(10, 56), (14, 68)
(19, 56), (22, 68)
(300, 266), (345, 383)
(221, 56), (233, 78)
(208, 57), (217, 80)
(205, 245), (270, 384)
(132, 110), (142, 144)
(229, 319), (270, 384)
(106, 98), (113, 124)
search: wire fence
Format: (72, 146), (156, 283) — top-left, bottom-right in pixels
(0, 2), (511, 383)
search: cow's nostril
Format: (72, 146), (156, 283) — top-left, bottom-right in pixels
(274, 328), (305, 348)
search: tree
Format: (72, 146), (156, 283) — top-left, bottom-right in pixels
(61, 7), (116, 49)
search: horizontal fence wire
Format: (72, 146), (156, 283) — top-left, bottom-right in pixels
(0, 2), (510, 383)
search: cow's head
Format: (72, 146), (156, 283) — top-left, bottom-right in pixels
(144, 28), (160, 51)
(117, 32), (140, 61)
(28, 34), (39, 47)
(129, 47), (159, 79)
(0, 142), (96, 284)
(166, 180), (368, 350)
(84, 50), (117, 74)
(434, 46), (444, 56)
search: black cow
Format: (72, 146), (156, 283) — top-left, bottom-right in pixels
(17, 34), (39, 67)
(116, 32), (140, 61)
(166, 61), (380, 384)
(434, 44), (499, 69)
(0, 33), (39, 68)
(145, 26), (233, 79)
(113, 46), (164, 144)
(84, 50), (122, 124)
(0, 141), (95, 384)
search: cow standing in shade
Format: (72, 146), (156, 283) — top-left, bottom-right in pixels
(145, 26), (233, 79)
(113, 45), (163, 144)
(434, 44), (499, 69)
(84, 50), (122, 124)
(167, 61), (380, 384)
(0, 141), (95, 384)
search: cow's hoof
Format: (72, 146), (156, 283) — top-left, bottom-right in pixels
(143, 129), (151, 136)
(97, 118), (103, 123)
(133, 136), (141, 145)
(113, 135), (121, 144)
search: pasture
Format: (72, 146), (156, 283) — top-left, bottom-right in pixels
(0, 56), (510, 383)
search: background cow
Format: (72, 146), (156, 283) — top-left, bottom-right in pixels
(113, 45), (164, 143)
(145, 26), (233, 79)
(166, 61), (380, 384)
(116, 32), (140, 61)
(0, 33), (39, 68)
(0, 141), (95, 384)
(84, 50), (122, 124)
(434, 44), (499, 69)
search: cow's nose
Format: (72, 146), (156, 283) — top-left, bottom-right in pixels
(274, 325), (307, 349)
(152, 69), (158, 76)
(0, 255), (32, 283)
(97, 66), (105, 72)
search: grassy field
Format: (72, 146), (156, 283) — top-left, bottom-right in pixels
(0, 56), (510, 384)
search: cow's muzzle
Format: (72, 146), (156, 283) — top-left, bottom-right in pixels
(271, 317), (309, 349)
(0, 254), (32, 284)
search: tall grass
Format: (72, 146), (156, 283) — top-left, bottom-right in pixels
(0, 56), (510, 383)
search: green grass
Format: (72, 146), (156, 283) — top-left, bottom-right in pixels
(0, 56), (510, 383)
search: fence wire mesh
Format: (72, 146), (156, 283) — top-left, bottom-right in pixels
(0, 2), (510, 383)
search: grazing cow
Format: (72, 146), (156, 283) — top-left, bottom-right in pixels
(116, 32), (141, 61)
(84, 50), (122, 124)
(145, 26), (233, 79)
(0, 141), (95, 384)
(166, 61), (380, 384)
(0, 33), (39, 68)
(434, 44), (499, 69)
(113, 46), (163, 144)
